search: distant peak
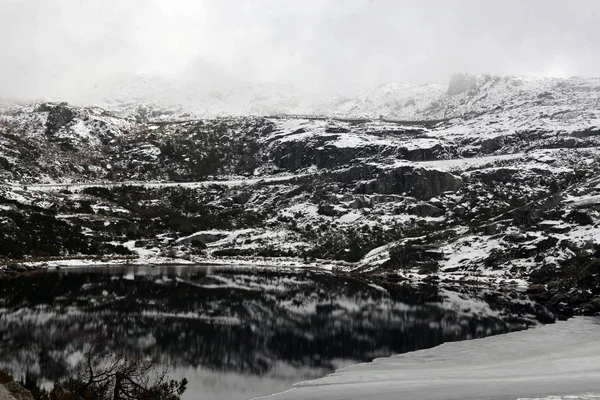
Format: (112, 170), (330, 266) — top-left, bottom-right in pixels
(446, 72), (564, 95)
(446, 73), (479, 96)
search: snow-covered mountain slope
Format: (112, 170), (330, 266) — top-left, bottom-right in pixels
(334, 82), (447, 119)
(336, 74), (600, 128)
(1, 74), (600, 316)
(87, 74), (347, 120)
(85, 73), (600, 127)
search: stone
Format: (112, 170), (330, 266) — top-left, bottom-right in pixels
(318, 201), (337, 217)
(0, 384), (16, 400)
(349, 196), (371, 209)
(480, 136), (505, 153)
(581, 296), (600, 316)
(349, 165), (462, 200)
(326, 194), (340, 204)
(526, 283), (547, 295)
(269, 130), (447, 172)
(481, 223), (501, 235)
(412, 201), (443, 217)
(178, 232), (227, 246)
(566, 210), (594, 225)
(349, 198), (362, 209)
(44, 103), (74, 135)
(4, 381), (33, 400)
(0, 156), (10, 171)
(233, 191), (252, 204)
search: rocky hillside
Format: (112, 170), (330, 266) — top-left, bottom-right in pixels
(1, 74), (600, 315)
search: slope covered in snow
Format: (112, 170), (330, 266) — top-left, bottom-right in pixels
(88, 74), (347, 120)
(334, 82), (447, 119)
(260, 317), (600, 400)
(86, 73), (600, 128)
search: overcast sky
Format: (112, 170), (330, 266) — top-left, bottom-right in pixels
(1, 0), (599, 101)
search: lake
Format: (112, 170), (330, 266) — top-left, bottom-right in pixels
(0, 265), (552, 400)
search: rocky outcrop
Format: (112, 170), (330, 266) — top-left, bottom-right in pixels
(42, 103), (75, 135)
(269, 133), (448, 172)
(0, 382), (32, 400)
(325, 164), (461, 200)
(581, 296), (600, 315)
(175, 231), (229, 246)
(0, 385), (15, 400)
(480, 136), (506, 154)
(354, 166), (462, 200)
(270, 139), (371, 170)
(397, 143), (448, 161)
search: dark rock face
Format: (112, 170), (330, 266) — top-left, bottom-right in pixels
(581, 297), (600, 315)
(566, 210), (594, 225)
(356, 167), (462, 200)
(571, 128), (600, 138)
(0, 156), (10, 171)
(526, 283), (546, 295)
(326, 164), (461, 200)
(45, 104), (75, 135)
(397, 143), (448, 161)
(233, 191), (252, 204)
(412, 201), (444, 217)
(313, 145), (369, 170)
(480, 136), (505, 154)
(268, 133), (448, 172)
(318, 201), (338, 216)
(270, 140), (383, 171)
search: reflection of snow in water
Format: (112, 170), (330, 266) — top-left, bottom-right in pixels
(261, 317), (600, 400)
(0, 267), (552, 400)
(172, 359), (359, 400)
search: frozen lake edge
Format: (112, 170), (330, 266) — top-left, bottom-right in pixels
(259, 317), (600, 400)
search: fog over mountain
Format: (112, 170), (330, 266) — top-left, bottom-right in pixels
(1, 0), (599, 104)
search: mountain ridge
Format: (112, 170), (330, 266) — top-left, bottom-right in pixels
(31, 72), (599, 122)
(1, 74), (600, 316)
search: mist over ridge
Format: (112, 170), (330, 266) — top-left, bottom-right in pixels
(1, 0), (599, 106)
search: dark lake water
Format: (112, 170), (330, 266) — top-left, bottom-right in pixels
(0, 265), (552, 400)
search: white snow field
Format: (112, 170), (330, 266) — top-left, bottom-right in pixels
(259, 317), (600, 400)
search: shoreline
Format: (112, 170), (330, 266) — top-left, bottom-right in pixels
(256, 316), (600, 400)
(0, 254), (585, 318)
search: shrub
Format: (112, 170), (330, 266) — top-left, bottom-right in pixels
(12, 335), (187, 400)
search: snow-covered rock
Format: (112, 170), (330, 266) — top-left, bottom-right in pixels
(1, 74), (600, 315)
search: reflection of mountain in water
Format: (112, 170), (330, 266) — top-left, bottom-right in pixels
(0, 266), (551, 384)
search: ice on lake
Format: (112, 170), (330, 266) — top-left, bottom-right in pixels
(261, 317), (600, 400)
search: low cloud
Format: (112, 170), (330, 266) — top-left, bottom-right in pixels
(0, 0), (598, 102)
